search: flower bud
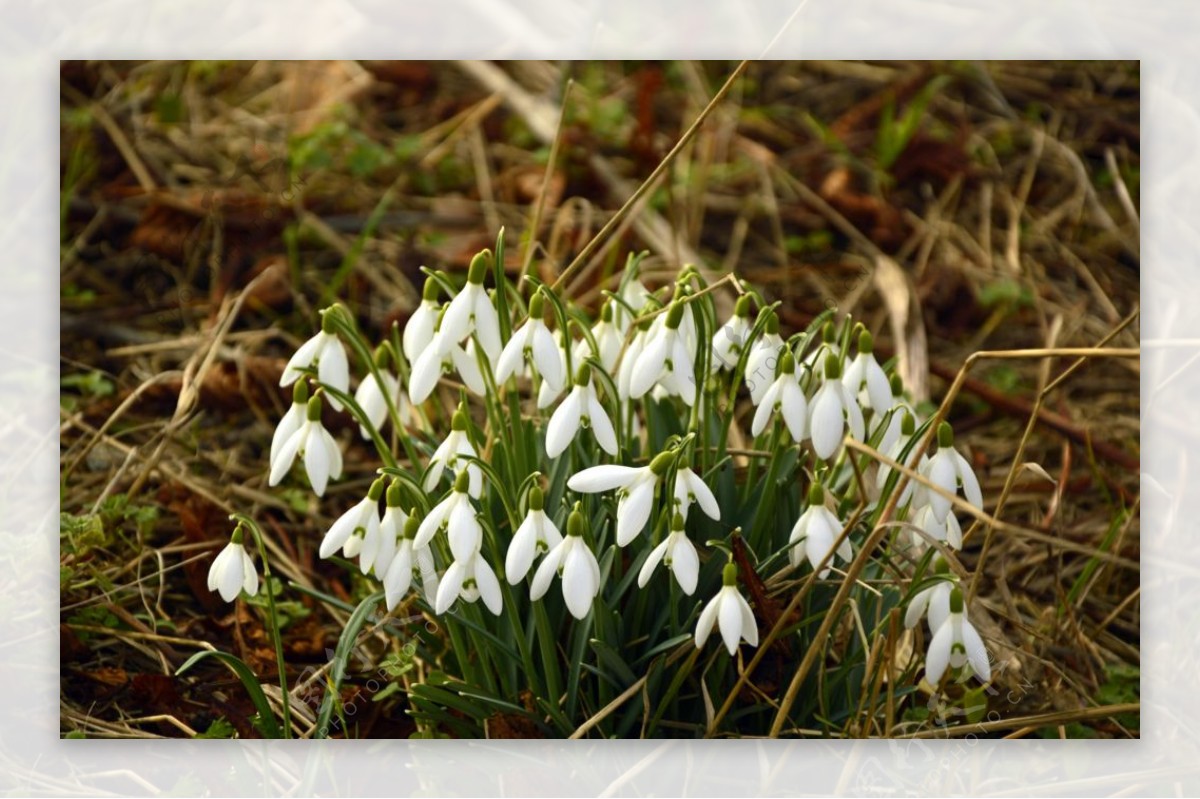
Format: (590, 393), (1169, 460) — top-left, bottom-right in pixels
(649, 450), (676, 476)
(900, 409), (915, 436)
(890, 372), (904, 398)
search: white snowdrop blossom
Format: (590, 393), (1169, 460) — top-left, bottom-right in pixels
(495, 291), (565, 392)
(875, 408), (924, 507)
(319, 477), (385, 562)
(745, 311), (784, 405)
(409, 329), (486, 404)
(436, 548), (503, 616)
(280, 314), (350, 411)
(617, 320), (651, 401)
(910, 504), (963, 551)
(506, 486), (564, 584)
(207, 530), (259, 603)
(904, 558), (955, 633)
(637, 512), (699, 595)
(788, 485), (853, 578)
(842, 329), (892, 414)
(270, 381), (310, 468)
(383, 512), (439, 611)
(751, 350), (808, 442)
(924, 588), (991, 685)
(614, 275), (652, 333)
(808, 353), (866, 460)
(359, 481), (407, 577)
(402, 279), (441, 364)
(268, 394), (343, 496)
(354, 362), (407, 441)
(529, 504), (601, 620)
(545, 365), (618, 458)
(567, 450), (675, 546)
(673, 466), (720, 522)
(424, 409), (482, 498)
(437, 250), (502, 365)
(923, 422), (983, 523)
(711, 294), (753, 372)
(588, 301), (624, 373)
(694, 562), (759, 655)
(414, 470), (483, 563)
(630, 301), (697, 406)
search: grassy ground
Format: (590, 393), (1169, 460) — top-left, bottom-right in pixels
(59, 60), (1139, 739)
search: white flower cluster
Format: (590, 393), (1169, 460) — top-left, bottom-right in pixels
(224, 249), (993, 682)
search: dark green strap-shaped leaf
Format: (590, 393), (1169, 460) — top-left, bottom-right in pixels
(177, 650), (282, 739)
(315, 591), (384, 738)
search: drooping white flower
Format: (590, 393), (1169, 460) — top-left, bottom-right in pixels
(506, 485), (564, 584)
(495, 291), (565, 392)
(613, 273), (652, 334)
(672, 466), (720, 522)
(271, 381), (310, 467)
(711, 294), (753, 373)
(268, 394), (344, 496)
(545, 365), (618, 458)
(436, 250), (501, 365)
(588, 301), (624, 373)
(567, 450), (675, 546)
(280, 314), (350, 411)
(904, 558), (955, 633)
(808, 353), (866, 460)
(354, 364), (409, 441)
(630, 301), (697, 406)
(358, 480), (407, 577)
(751, 350), (808, 442)
(617, 320), (651, 401)
(383, 512), (439, 611)
(424, 409), (482, 499)
(413, 469), (483, 563)
(207, 531), (259, 603)
(842, 329), (892, 415)
(319, 477), (385, 562)
(409, 330), (487, 404)
(694, 562), (759, 655)
(874, 373), (920, 455)
(637, 512), (699, 595)
(529, 504), (601, 620)
(875, 408), (925, 507)
(745, 311), (784, 405)
(923, 422), (983, 523)
(788, 484), (854, 579)
(436, 548), (503, 616)
(924, 588), (990, 685)
(910, 504), (963, 551)
(402, 279), (441, 364)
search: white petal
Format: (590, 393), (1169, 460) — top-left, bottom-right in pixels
(538, 513), (564, 549)
(546, 389), (583, 458)
(586, 392), (618, 456)
(323, 428), (343, 481)
(416, 546), (439, 606)
(320, 502), (365, 559)
(383, 543), (414, 610)
(413, 499), (451, 549)
(810, 384), (844, 460)
(561, 545), (595, 620)
(281, 333), (324, 387)
(928, 584), (952, 634)
(435, 560), (466, 614)
(736, 591), (758, 646)
(925, 621), (954, 684)
(751, 379), (783, 437)
(403, 301), (435, 363)
(270, 405), (305, 466)
(718, 587), (745, 655)
(866, 359), (892, 413)
(358, 512), (385, 574)
(616, 478), (655, 546)
(304, 426), (332, 496)
(494, 325), (528, 385)
(842, 355), (865, 398)
(268, 426), (305, 487)
(630, 335), (668, 398)
(447, 500), (481, 562)
(669, 534), (699, 595)
(946, 514), (963, 549)
(240, 549), (259, 597)
(409, 345), (443, 404)
(440, 288), (475, 347)
(472, 291), (502, 364)
(669, 335), (697, 406)
(694, 592), (722, 650)
(567, 464), (640, 493)
(905, 587), (933, 630)
(529, 543), (565, 601)
(218, 546), (245, 602)
(838, 382), (865, 442)
(780, 381), (808, 442)
(637, 539), (669, 588)
(207, 545), (234, 593)
(685, 471), (720, 521)
(506, 515), (539, 584)
(451, 344), (486, 395)
(928, 451), (958, 522)
(953, 450), (984, 511)
(317, 335), (350, 407)
(474, 557), (504, 616)
(960, 619), (991, 682)
(533, 325), (564, 392)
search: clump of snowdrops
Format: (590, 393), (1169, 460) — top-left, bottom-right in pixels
(211, 233), (995, 738)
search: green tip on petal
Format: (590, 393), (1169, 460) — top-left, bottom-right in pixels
(421, 277), (440, 302)
(722, 561), (738, 587)
(529, 291), (545, 319)
(672, 512), (685, 531)
(230, 525), (245, 546)
(574, 362), (592, 387)
(890, 372), (904, 397)
(934, 555), (950, 575)
(567, 505), (586, 537)
(403, 512), (420, 539)
(386, 480), (404, 507)
(666, 301), (685, 329)
(451, 409), (469, 432)
(937, 422), (954, 449)
(900, 410), (915, 436)
(949, 587), (964, 614)
(454, 468), (471, 493)
(822, 322), (835, 344)
(306, 395), (323, 421)
(367, 477), (387, 502)
(807, 483), (824, 507)
(858, 329), (874, 354)
(292, 379), (310, 406)
(467, 250), (491, 284)
(764, 311), (779, 335)
(780, 350), (796, 375)
(824, 352), (841, 380)
(529, 485), (544, 512)
(734, 294), (752, 318)
(649, 450), (676, 476)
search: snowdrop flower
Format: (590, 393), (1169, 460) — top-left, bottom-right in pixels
(875, 373), (920, 453)
(437, 250), (501, 365)
(673, 466), (720, 522)
(745, 311), (784, 405)
(904, 557), (955, 633)
(495, 291), (565, 392)
(424, 409), (482, 499)
(711, 294), (753, 372)
(545, 364), (618, 458)
(436, 548), (503, 616)
(271, 381), (310, 468)
(911, 504), (963, 551)
(613, 273), (652, 333)
(383, 511), (439, 610)
(414, 469), (482, 562)
(751, 350), (808, 442)
(637, 512), (699, 595)
(875, 408), (925, 507)
(409, 328), (487, 404)
(924, 588), (991, 685)
(923, 422), (983, 523)
(280, 312), (350, 411)
(808, 353), (866, 461)
(506, 485), (564, 584)
(319, 477), (385, 562)
(354, 347), (409, 440)
(616, 316), (652, 401)
(788, 484), (854, 578)
(402, 278), (441, 364)
(268, 394), (343, 496)
(207, 528), (259, 603)
(359, 480), (406, 576)
(842, 329), (892, 414)
(588, 301), (624, 373)
(694, 562), (759, 655)
(530, 504), (601, 620)
(630, 301), (697, 405)
(567, 450), (675, 546)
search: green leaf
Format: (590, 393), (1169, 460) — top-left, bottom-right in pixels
(177, 651), (282, 739)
